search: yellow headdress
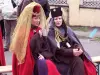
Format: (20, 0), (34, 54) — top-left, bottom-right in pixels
(10, 2), (46, 63)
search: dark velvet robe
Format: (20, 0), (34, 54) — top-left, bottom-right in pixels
(30, 33), (53, 60)
(47, 25), (97, 75)
(12, 27), (60, 75)
(30, 32), (60, 75)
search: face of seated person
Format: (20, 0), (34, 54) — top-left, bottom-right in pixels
(54, 16), (63, 27)
(31, 15), (40, 27)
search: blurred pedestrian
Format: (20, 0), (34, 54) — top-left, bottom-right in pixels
(17, 0), (50, 19)
(2, 0), (19, 51)
(0, 0), (5, 39)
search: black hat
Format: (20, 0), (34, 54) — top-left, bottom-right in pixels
(51, 7), (62, 18)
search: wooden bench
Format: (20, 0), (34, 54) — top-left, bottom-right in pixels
(0, 65), (12, 73)
(91, 56), (100, 63)
(91, 56), (100, 75)
(0, 56), (99, 74)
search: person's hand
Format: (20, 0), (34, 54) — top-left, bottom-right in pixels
(73, 48), (83, 56)
(12, 11), (17, 15)
(39, 30), (43, 37)
(38, 54), (44, 60)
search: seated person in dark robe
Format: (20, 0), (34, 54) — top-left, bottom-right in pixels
(29, 3), (60, 75)
(47, 7), (97, 75)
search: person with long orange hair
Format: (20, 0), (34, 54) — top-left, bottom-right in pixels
(10, 2), (60, 75)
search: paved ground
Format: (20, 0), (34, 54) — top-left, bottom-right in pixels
(74, 30), (100, 39)
(80, 39), (100, 57)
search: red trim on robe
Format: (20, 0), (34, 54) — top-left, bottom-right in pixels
(0, 27), (6, 66)
(84, 57), (97, 75)
(46, 60), (60, 75)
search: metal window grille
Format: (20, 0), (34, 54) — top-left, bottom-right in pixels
(80, 0), (100, 9)
(96, 63), (100, 75)
(48, 0), (100, 9)
(48, 0), (68, 6)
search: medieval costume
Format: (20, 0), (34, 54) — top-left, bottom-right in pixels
(30, 30), (60, 75)
(47, 7), (97, 75)
(10, 2), (60, 75)
(0, 25), (6, 75)
(0, 26), (6, 66)
(0, 25), (6, 66)
(0, 0), (6, 63)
